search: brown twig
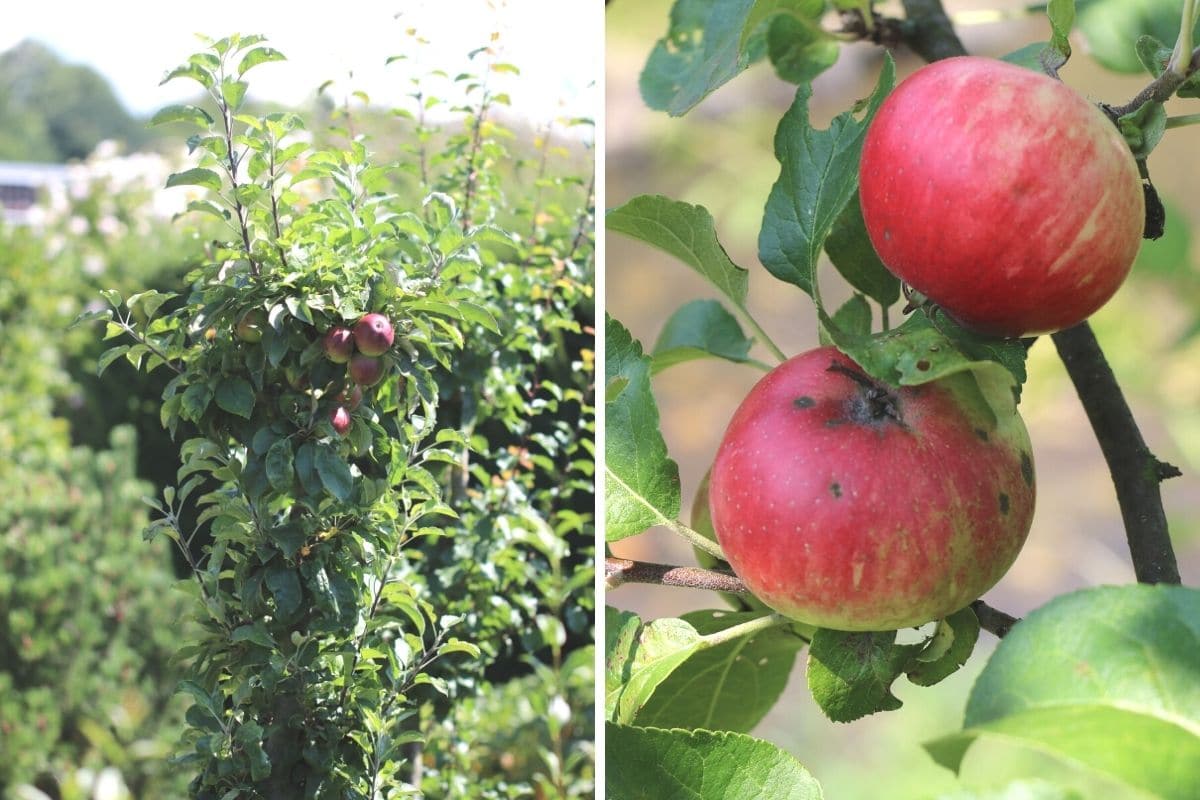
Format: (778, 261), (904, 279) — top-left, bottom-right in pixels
(1051, 324), (1182, 584)
(606, 557), (1020, 638)
(1106, 45), (1200, 119)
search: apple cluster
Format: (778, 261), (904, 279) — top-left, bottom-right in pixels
(706, 57), (1151, 632)
(322, 312), (395, 435)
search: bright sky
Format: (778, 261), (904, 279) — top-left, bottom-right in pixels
(1, 0), (600, 126)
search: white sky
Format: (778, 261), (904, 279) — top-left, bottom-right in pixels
(1, 0), (600, 125)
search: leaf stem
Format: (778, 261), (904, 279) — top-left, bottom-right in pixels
(697, 611), (791, 648)
(740, 308), (788, 363)
(1166, 112), (1200, 129)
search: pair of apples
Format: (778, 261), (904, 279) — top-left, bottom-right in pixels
(708, 57), (1144, 631)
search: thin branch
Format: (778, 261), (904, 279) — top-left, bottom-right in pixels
(1051, 324), (1182, 584)
(606, 557), (1020, 638)
(1106, 44), (1200, 119)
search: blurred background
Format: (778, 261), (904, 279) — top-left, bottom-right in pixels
(606, 1), (1200, 797)
(1, 1), (596, 797)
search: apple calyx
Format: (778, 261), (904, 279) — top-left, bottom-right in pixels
(825, 361), (904, 427)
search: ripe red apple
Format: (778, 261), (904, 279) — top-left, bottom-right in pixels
(335, 384), (363, 411)
(859, 56), (1143, 337)
(323, 326), (355, 364)
(708, 346), (1035, 631)
(235, 310), (266, 343)
(349, 354), (384, 387)
(353, 313), (394, 356)
(330, 405), (352, 436)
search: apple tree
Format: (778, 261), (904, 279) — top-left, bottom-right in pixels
(605, 1), (1199, 797)
(77, 32), (594, 798)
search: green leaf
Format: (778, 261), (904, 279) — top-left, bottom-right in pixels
(824, 192), (901, 307)
(827, 294), (872, 339)
(215, 377), (255, 419)
(635, 609), (805, 732)
(1134, 34), (1171, 76)
(604, 316), (681, 541)
(222, 79), (248, 110)
(758, 56), (894, 299)
(238, 46), (287, 76)
(166, 168), (222, 192)
(766, 7), (839, 86)
(650, 299), (754, 374)
(231, 623), (275, 649)
(315, 444), (354, 502)
(935, 779), (1084, 800)
(160, 63), (214, 89)
(906, 606), (981, 687)
(1000, 42), (1053, 71)
(264, 563), (302, 618)
(926, 585), (1200, 800)
(606, 607), (702, 724)
(97, 345), (131, 376)
(607, 195), (748, 307)
(149, 104), (215, 128)
(806, 628), (921, 722)
(265, 438), (294, 492)
(1117, 101), (1167, 159)
(640, 0), (765, 117)
(1046, 0), (1075, 63)
(607, 723), (824, 799)
(1077, 0), (1199, 73)
(180, 383), (215, 421)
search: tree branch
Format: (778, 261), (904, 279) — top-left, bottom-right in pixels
(900, 0), (967, 61)
(606, 557), (1020, 638)
(1105, 45), (1200, 119)
(1051, 324), (1182, 584)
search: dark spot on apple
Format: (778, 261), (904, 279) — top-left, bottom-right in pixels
(916, 359), (930, 371)
(999, 492), (1010, 514)
(794, 396), (815, 409)
(974, 428), (989, 442)
(1020, 452), (1034, 487)
(830, 482), (842, 498)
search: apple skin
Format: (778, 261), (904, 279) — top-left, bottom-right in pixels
(323, 326), (355, 364)
(859, 56), (1143, 337)
(708, 346), (1036, 631)
(330, 405), (352, 436)
(335, 384), (363, 411)
(349, 354), (385, 387)
(353, 313), (394, 356)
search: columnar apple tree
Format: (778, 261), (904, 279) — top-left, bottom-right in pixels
(605, 1), (1198, 798)
(81, 35), (512, 796)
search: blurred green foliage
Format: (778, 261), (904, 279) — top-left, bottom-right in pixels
(0, 224), (191, 796)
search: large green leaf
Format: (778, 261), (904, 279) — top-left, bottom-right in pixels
(926, 585), (1200, 800)
(215, 376), (255, 419)
(607, 723), (824, 799)
(758, 56), (894, 299)
(607, 195), (748, 307)
(635, 609), (804, 732)
(765, 6), (839, 86)
(605, 607), (702, 724)
(823, 191), (901, 308)
(605, 315), (681, 541)
(1077, 0), (1199, 73)
(651, 299), (755, 374)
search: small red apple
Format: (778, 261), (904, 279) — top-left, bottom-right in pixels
(235, 310), (266, 343)
(330, 405), (352, 436)
(708, 346), (1035, 631)
(859, 56), (1143, 337)
(335, 384), (363, 411)
(323, 326), (355, 364)
(349, 354), (384, 387)
(353, 313), (394, 356)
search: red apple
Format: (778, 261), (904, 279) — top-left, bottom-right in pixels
(335, 384), (363, 411)
(349, 354), (384, 387)
(330, 405), (352, 436)
(708, 346), (1035, 631)
(235, 310), (266, 343)
(353, 313), (394, 356)
(323, 326), (355, 364)
(859, 56), (1143, 337)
